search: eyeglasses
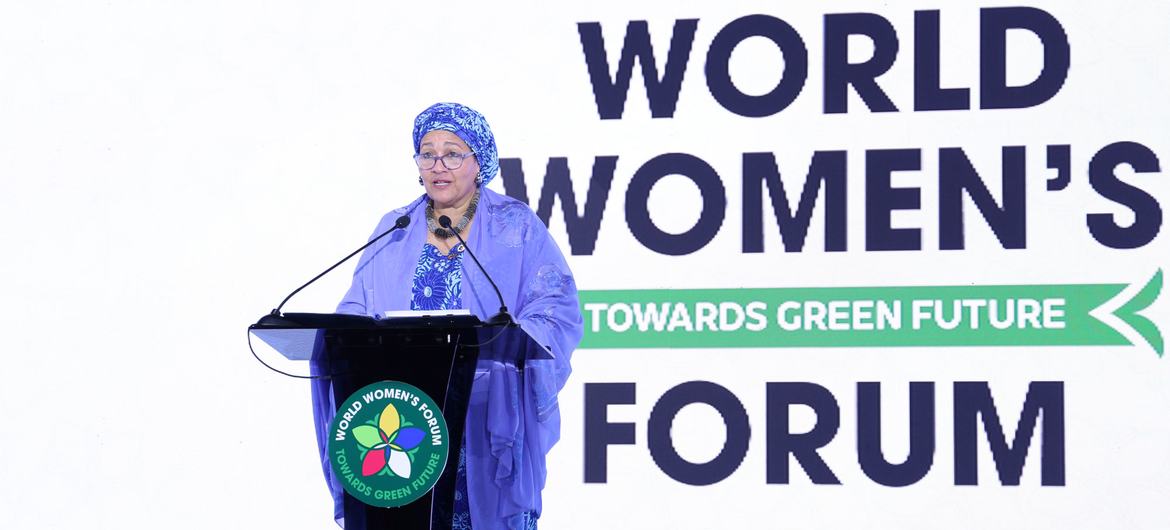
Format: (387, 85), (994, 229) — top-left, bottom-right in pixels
(414, 151), (476, 170)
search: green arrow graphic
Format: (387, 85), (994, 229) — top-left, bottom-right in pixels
(577, 272), (1163, 356)
(1110, 269), (1164, 356)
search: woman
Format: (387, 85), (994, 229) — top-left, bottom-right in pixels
(312, 102), (583, 529)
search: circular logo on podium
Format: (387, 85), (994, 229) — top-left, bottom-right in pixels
(327, 381), (449, 507)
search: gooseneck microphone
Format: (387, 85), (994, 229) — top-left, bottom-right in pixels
(270, 215), (411, 316)
(439, 215), (513, 325)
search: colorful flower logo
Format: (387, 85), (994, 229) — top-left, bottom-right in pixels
(328, 381), (449, 508)
(351, 403), (426, 478)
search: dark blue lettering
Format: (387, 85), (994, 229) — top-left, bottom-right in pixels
(866, 149), (922, 251)
(1087, 142), (1163, 249)
(954, 381), (1066, 486)
(648, 381), (751, 485)
(499, 156), (617, 255)
(1046, 145), (1071, 191)
(766, 382), (841, 484)
(578, 20), (698, 119)
(584, 382), (637, 483)
(939, 146), (1027, 250)
(914, 10), (970, 111)
(742, 151), (847, 252)
(824, 13), (900, 114)
(857, 382), (936, 487)
(626, 153), (726, 255)
(706, 15), (808, 117)
(980, 7), (1070, 109)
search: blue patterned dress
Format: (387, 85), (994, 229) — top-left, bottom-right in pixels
(411, 243), (466, 311)
(410, 242), (538, 530)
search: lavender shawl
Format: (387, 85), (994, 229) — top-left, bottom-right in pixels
(311, 187), (582, 529)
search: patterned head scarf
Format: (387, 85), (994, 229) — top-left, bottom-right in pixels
(412, 102), (499, 186)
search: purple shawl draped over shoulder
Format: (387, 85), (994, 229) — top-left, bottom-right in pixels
(311, 187), (583, 529)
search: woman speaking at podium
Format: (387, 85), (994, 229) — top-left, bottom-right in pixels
(313, 102), (583, 529)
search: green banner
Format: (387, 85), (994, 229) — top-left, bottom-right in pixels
(578, 271), (1163, 355)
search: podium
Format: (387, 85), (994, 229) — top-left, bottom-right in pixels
(249, 312), (550, 530)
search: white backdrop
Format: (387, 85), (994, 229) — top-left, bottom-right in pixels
(1, 1), (1167, 528)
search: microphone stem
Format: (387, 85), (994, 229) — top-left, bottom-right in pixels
(273, 216), (409, 315)
(441, 217), (512, 324)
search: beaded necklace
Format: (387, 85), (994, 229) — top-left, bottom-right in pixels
(426, 189), (479, 239)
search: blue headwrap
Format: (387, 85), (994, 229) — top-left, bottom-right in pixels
(412, 102), (499, 186)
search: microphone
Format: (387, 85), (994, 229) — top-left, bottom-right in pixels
(270, 215), (411, 316)
(439, 215), (513, 325)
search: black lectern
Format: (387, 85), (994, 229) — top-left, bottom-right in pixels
(249, 312), (549, 530)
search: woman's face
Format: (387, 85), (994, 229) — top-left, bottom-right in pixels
(418, 129), (480, 211)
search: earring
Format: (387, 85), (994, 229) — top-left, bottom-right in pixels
(475, 174), (483, 185)
(418, 176), (424, 186)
